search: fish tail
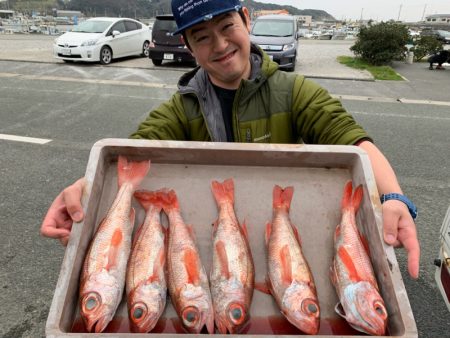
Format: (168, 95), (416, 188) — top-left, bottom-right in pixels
(159, 189), (179, 212)
(133, 189), (162, 211)
(117, 155), (150, 189)
(211, 178), (234, 205)
(273, 185), (294, 211)
(342, 181), (363, 211)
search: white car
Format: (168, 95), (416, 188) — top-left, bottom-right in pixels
(53, 17), (152, 65)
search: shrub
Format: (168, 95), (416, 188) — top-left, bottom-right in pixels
(412, 36), (444, 61)
(350, 22), (409, 65)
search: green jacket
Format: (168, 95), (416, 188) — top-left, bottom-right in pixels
(130, 45), (370, 145)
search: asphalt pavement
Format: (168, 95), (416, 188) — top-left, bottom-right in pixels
(1, 34), (450, 338)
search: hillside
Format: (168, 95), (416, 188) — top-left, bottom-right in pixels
(8, 0), (335, 21)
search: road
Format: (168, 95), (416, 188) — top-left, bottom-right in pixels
(0, 48), (450, 338)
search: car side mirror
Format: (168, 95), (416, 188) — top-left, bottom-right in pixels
(112, 30), (121, 37)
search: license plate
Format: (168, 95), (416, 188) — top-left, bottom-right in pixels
(163, 53), (174, 60)
(61, 48), (71, 56)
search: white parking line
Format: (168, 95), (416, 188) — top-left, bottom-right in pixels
(0, 133), (52, 144)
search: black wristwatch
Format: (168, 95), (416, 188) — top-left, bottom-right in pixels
(380, 193), (418, 220)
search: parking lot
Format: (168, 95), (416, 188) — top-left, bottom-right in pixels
(1, 34), (450, 337)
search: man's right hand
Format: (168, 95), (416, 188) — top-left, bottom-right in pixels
(40, 178), (86, 246)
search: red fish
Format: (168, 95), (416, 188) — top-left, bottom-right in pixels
(265, 185), (320, 335)
(161, 189), (214, 334)
(330, 181), (388, 335)
(79, 156), (150, 333)
(126, 190), (167, 333)
(210, 179), (254, 334)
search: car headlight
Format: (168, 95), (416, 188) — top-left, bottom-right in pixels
(81, 39), (98, 47)
(283, 43), (295, 51)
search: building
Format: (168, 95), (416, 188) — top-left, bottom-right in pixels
(425, 14), (450, 24)
(0, 9), (14, 19)
(296, 15), (312, 26)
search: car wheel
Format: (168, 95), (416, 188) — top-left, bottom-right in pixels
(142, 41), (150, 57)
(152, 59), (163, 66)
(100, 46), (112, 65)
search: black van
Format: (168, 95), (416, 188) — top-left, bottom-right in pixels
(148, 14), (196, 66)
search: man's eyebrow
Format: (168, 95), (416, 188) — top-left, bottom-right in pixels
(190, 13), (233, 35)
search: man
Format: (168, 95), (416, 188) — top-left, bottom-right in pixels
(428, 50), (450, 70)
(40, 0), (420, 279)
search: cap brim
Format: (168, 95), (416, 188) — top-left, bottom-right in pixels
(172, 5), (242, 35)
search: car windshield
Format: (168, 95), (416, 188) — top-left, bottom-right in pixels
(437, 30), (450, 37)
(251, 20), (294, 37)
(72, 20), (112, 33)
(153, 18), (178, 33)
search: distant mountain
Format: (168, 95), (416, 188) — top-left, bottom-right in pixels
(9, 0), (335, 21)
(241, 0), (336, 21)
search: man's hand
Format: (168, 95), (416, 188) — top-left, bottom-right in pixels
(40, 178), (86, 246)
(382, 199), (420, 279)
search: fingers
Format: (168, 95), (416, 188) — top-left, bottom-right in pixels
(382, 201), (401, 245)
(63, 178), (86, 222)
(382, 200), (420, 279)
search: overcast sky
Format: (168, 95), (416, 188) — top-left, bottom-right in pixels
(254, 0), (450, 22)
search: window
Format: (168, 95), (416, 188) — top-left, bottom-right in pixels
(125, 20), (141, 31)
(110, 21), (126, 34)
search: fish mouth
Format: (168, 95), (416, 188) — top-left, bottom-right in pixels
(85, 314), (110, 333)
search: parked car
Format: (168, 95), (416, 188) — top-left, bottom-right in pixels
(53, 17), (152, 65)
(148, 14), (195, 66)
(420, 29), (450, 44)
(250, 14), (299, 72)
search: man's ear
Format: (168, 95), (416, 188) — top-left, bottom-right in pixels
(181, 35), (193, 53)
(242, 7), (251, 32)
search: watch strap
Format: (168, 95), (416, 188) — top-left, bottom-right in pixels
(380, 193), (418, 220)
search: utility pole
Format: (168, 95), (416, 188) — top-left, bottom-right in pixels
(421, 4), (427, 22)
(397, 4), (402, 21)
(360, 8), (364, 22)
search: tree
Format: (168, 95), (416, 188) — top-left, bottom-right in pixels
(412, 36), (444, 62)
(350, 22), (409, 65)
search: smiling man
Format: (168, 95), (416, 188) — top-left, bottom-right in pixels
(41, 0), (420, 282)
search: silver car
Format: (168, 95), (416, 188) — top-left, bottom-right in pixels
(250, 15), (299, 72)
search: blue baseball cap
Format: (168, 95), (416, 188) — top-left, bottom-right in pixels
(171, 0), (242, 35)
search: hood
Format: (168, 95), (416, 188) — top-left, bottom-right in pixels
(250, 35), (295, 46)
(57, 32), (103, 44)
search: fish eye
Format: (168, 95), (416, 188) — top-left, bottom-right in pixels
(82, 292), (101, 312)
(301, 298), (319, 316)
(182, 306), (199, 326)
(227, 303), (246, 325)
(131, 303), (148, 321)
(373, 300), (387, 318)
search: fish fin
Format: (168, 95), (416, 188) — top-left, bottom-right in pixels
(211, 178), (234, 205)
(255, 280), (271, 294)
(117, 155), (150, 189)
(148, 246), (166, 283)
(292, 224), (302, 246)
(341, 181), (353, 210)
(338, 246), (361, 282)
(273, 185), (294, 211)
(329, 260), (337, 287)
(240, 219), (249, 239)
(215, 240), (230, 279)
(183, 248), (200, 285)
(280, 245), (292, 285)
(129, 207), (136, 225)
(133, 189), (162, 210)
(334, 302), (347, 319)
(265, 222), (271, 246)
(334, 223), (341, 241)
(159, 189), (179, 213)
(352, 184), (363, 211)
(106, 228), (123, 271)
(358, 230), (371, 256)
